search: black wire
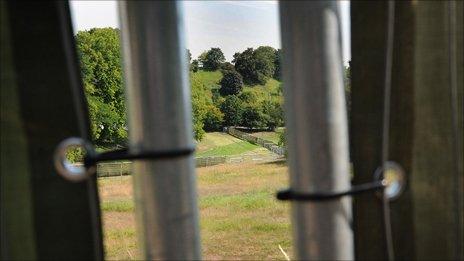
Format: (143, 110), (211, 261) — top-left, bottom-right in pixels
(84, 147), (195, 168)
(276, 180), (386, 201)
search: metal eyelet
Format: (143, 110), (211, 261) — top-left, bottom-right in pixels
(54, 137), (96, 182)
(374, 161), (406, 201)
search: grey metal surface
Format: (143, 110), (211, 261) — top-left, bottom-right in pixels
(119, 1), (201, 259)
(279, 1), (353, 259)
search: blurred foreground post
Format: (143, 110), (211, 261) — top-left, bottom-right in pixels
(1, 2), (103, 259)
(351, 1), (463, 259)
(119, 2), (201, 259)
(279, 1), (353, 259)
(411, 1), (463, 259)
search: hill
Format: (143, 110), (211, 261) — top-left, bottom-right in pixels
(189, 69), (284, 141)
(190, 70), (282, 101)
(192, 70), (223, 90)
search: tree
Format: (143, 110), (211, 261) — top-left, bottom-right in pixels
(232, 48), (256, 85)
(220, 62), (235, 72)
(191, 59), (199, 72)
(274, 49), (282, 80)
(238, 91), (258, 104)
(219, 70), (243, 96)
(262, 99), (284, 130)
(190, 73), (212, 140)
(254, 46), (276, 80)
(220, 95), (244, 126)
(233, 46), (277, 85)
(241, 103), (267, 129)
(75, 27), (126, 146)
(203, 105), (224, 131)
(199, 48), (225, 71)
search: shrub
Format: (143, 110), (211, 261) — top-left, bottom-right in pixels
(241, 103), (267, 129)
(219, 70), (243, 96)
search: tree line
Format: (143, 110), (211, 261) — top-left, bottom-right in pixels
(75, 28), (285, 146)
(75, 28), (349, 147)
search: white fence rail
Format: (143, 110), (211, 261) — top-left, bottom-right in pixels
(97, 161), (132, 177)
(86, 129), (285, 178)
(92, 154), (279, 178)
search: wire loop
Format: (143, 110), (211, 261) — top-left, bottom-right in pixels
(54, 137), (195, 182)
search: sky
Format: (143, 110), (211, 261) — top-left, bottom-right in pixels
(70, 1), (351, 64)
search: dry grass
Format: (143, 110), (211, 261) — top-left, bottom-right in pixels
(98, 160), (292, 260)
(102, 212), (137, 259)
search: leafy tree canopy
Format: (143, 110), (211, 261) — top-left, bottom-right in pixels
(220, 95), (244, 127)
(254, 46), (276, 79)
(199, 47), (225, 71)
(203, 106), (224, 131)
(274, 49), (282, 80)
(190, 73), (215, 140)
(262, 99), (284, 130)
(191, 59), (199, 72)
(75, 27), (126, 146)
(233, 46), (278, 85)
(241, 102), (268, 129)
(220, 62), (235, 72)
(219, 70), (243, 96)
(238, 91), (259, 104)
(233, 48), (256, 85)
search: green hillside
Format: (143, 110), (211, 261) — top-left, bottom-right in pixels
(195, 132), (265, 157)
(189, 70), (284, 140)
(191, 70), (282, 101)
(243, 78), (282, 102)
(192, 70), (223, 90)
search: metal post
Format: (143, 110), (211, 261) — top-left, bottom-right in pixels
(119, 2), (201, 259)
(279, 1), (353, 259)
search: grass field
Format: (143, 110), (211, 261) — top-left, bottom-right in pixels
(244, 78), (281, 96)
(249, 131), (281, 144)
(98, 160), (292, 260)
(196, 132), (269, 157)
(191, 70), (222, 90)
(191, 70), (282, 100)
